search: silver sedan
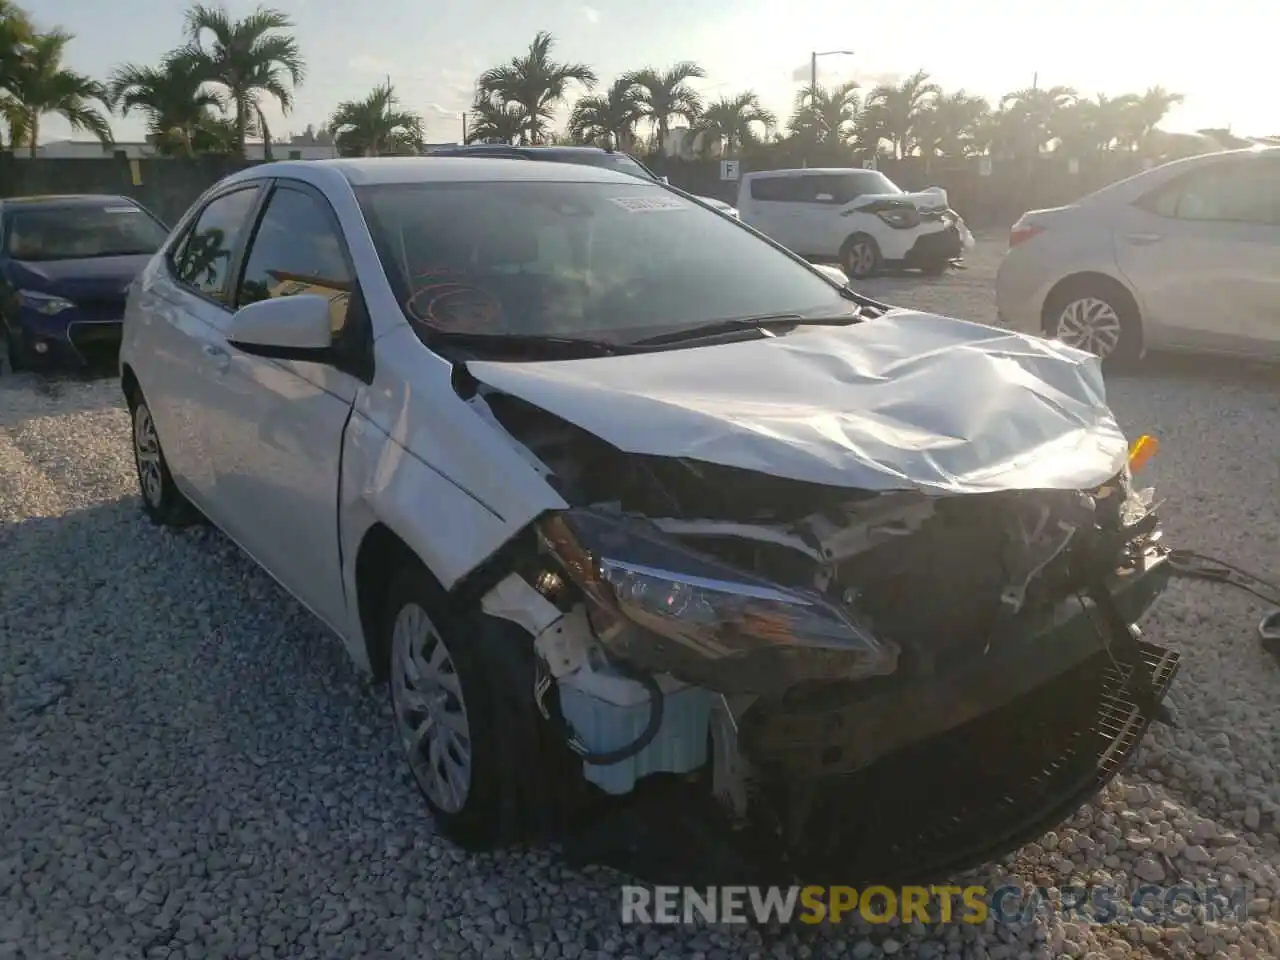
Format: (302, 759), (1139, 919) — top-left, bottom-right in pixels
(994, 146), (1280, 365)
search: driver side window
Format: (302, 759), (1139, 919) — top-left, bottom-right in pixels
(235, 185), (354, 338)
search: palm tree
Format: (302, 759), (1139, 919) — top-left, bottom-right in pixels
(179, 3), (304, 157)
(1, 0), (31, 86)
(108, 52), (225, 157)
(0, 0), (33, 149)
(691, 91), (776, 156)
(914, 89), (989, 158)
(328, 80), (423, 156)
(466, 92), (527, 144)
(1120, 86), (1185, 153)
(788, 80), (860, 145)
(4, 29), (111, 157)
(477, 30), (596, 144)
(1054, 93), (1138, 155)
(567, 76), (643, 148)
(621, 61), (705, 152)
(999, 85), (1077, 156)
(863, 70), (941, 158)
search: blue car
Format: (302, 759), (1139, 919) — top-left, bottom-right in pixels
(1, 194), (171, 370)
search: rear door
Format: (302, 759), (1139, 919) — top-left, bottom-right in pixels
(138, 183), (264, 507)
(741, 174), (809, 251)
(1114, 156), (1280, 357)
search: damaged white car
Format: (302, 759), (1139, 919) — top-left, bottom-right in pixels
(120, 157), (1179, 883)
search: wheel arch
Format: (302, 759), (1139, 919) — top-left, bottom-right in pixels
(121, 362), (141, 408)
(1040, 271), (1143, 339)
(354, 521), (430, 682)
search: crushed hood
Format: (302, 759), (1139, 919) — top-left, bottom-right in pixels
(466, 311), (1130, 495)
(853, 187), (949, 213)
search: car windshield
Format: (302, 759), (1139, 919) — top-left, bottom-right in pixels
(842, 170), (903, 196)
(5, 203), (169, 261)
(544, 152), (657, 181)
(357, 179), (852, 350)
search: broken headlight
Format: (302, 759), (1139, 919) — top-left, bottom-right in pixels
(538, 508), (900, 695)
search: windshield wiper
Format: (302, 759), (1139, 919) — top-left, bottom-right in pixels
(424, 330), (626, 358)
(629, 311), (859, 347)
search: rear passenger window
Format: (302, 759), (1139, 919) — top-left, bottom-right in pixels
(173, 187), (260, 303)
(749, 177), (816, 202)
(235, 185), (353, 337)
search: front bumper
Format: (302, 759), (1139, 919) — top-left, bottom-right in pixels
(8, 305), (123, 366)
(900, 222), (963, 267)
(736, 545), (1176, 883)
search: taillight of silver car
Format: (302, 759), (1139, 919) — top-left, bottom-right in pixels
(1008, 222), (1045, 248)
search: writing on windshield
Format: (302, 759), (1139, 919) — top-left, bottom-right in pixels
(5, 206), (169, 261)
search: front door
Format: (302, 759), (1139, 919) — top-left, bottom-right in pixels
(202, 181), (361, 633)
(1115, 156), (1280, 358)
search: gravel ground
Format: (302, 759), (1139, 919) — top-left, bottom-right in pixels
(2, 237), (1279, 960)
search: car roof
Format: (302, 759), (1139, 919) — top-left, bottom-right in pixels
(1, 193), (137, 212)
(744, 168), (880, 179)
(433, 143), (615, 155)
(223, 156), (650, 188)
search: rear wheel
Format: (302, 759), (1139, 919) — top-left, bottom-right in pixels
(1043, 278), (1142, 367)
(841, 233), (882, 279)
(129, 392), (202, 527)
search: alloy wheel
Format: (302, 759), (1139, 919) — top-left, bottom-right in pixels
(133, 405), (164, 507)
(1054, 297), (1123, 358)
(847, 241), (877, 277)
(391, 603), (473, 814)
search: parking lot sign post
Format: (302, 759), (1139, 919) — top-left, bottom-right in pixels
(720, 159), (740, 181)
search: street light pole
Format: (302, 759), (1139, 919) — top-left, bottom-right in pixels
(805, 49), (854, 167)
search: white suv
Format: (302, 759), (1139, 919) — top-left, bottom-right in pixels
(737, 168), (974, 278)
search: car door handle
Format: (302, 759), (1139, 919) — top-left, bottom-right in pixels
(1124, 232), (1163, 246)
(201, 343), (230, 372)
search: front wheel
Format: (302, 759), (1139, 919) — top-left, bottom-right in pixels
(386, 567), (577, 850)
(841, 234), (882, 279)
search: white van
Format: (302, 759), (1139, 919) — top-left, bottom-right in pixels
(736, 168), (975, 278)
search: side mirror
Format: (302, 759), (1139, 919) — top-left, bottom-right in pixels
(226, 294), (335, 361)
(809, 262), (850, 286)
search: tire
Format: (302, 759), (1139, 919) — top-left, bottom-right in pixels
(1042, 278), (1142, 367)
(4, 326), (29, 372)
(128, 391), (202, 527)
(841, 233), (882, 279)
(386, 566), (577, 850)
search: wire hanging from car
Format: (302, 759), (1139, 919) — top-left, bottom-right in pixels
(1165, 549), (1280, 655)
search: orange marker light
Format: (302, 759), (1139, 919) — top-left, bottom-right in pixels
(1128, 434), (1159, 473)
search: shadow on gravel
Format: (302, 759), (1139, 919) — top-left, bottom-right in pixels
(0, 360), (122, 421)
(1115, 353), (1280, 392)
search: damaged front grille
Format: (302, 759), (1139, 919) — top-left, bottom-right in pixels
(752, 640), (1179, 885)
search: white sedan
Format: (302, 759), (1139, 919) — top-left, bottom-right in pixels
(120, 157), (1177, 877)
(995, 146), (1280, 365)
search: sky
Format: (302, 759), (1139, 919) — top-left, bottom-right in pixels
(30, 0), (1278, 146)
